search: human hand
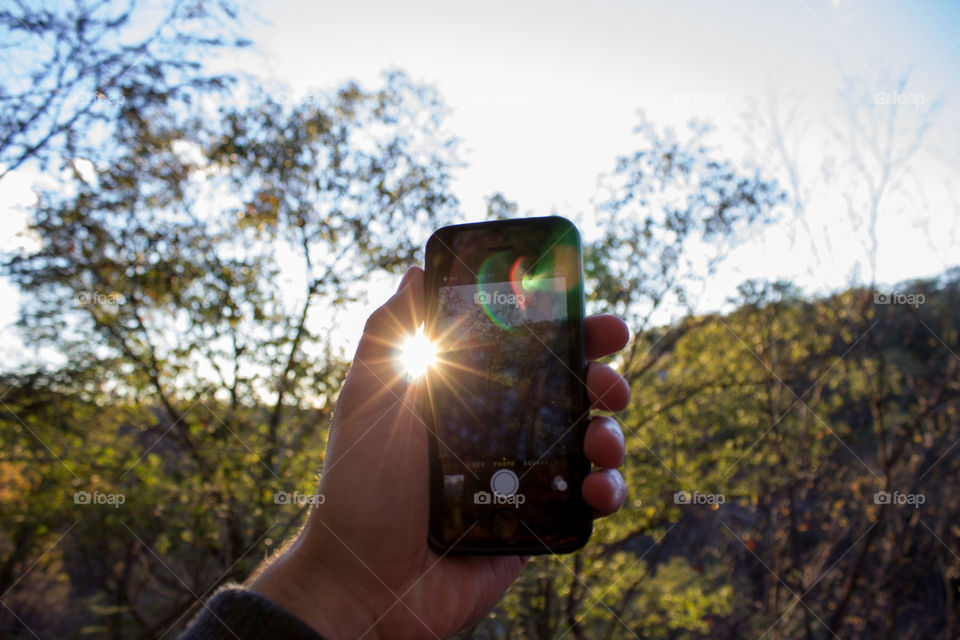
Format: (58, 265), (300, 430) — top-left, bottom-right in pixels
(249, 266), (631, 639)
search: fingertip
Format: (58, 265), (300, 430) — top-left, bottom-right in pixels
(400, 266), (424, 327)
(586, 362), (631, 411)
(585, 315), (630, 360)
(356, 266), (425, 361)
(582, 469), (627, 517)
(397, 265), (424, 293)
(584, 416), (625, 469)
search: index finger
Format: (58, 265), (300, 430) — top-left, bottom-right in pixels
(585, 314), (629, 360)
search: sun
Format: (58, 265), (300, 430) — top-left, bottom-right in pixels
(396, 330), (438, 378)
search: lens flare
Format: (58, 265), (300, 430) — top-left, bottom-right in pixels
(397, 330), (437, 378)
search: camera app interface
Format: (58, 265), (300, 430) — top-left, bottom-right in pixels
(427, 234), (584, 543)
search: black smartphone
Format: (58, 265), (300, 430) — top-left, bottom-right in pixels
(422, 216), (592, 555)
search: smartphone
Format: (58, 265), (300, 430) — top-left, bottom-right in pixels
(422, 216), (592, 555)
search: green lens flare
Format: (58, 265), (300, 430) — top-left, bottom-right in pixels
(477, 253), (514, 330)
(476, 241), (577, 330)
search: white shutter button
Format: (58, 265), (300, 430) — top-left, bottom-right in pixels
(490, 469), (519, 497)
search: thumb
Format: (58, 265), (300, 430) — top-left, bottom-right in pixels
(354, 266), (424, 365)
(326, 266), (424, 471)
(338, 267), (424, 416)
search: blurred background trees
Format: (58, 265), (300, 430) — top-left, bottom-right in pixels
(1, 1), (958, 638)
(0, 0), (250, 178)
(2, 65), (460, 640)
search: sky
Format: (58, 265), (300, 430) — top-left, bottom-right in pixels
(228, 0), (959, 225)
(229, 0), (960, 344)
(229, 0), (960, 278)
(1, 0), (959, 364)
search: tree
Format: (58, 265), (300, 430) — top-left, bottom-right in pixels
(1, 69), (460, 638)
(484, 192), (520, 220)
(586, 115), (785, 375)
(743, 71), (941, 286)
(0, 0), (248, 178)
(458, 117), (786, 640)
(740, 71), (957, 637)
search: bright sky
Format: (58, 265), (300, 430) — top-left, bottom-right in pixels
(2, 0), (959, 365)
(232, 0), (959, 221)
(230, 0), (960, 341)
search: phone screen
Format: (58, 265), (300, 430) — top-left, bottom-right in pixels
(424, 217), (592, 554)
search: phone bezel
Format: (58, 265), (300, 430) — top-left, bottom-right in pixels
(422, 216), (593, 555)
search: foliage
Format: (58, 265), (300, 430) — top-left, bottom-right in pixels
(1, 69), (460, 638)
(0, 0), (248, 178)
(586, 116), (786, 333)
(458, 271), (960, 639)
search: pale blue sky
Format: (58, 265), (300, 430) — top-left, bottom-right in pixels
(229, 0), (960, 222)
(223, 0), (959, 285)
(221, 0), (960, 320)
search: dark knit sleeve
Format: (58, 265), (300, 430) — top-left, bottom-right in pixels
(177, 585), (325, 640)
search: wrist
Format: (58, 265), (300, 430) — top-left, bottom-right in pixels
(248, 540), (379, 640)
